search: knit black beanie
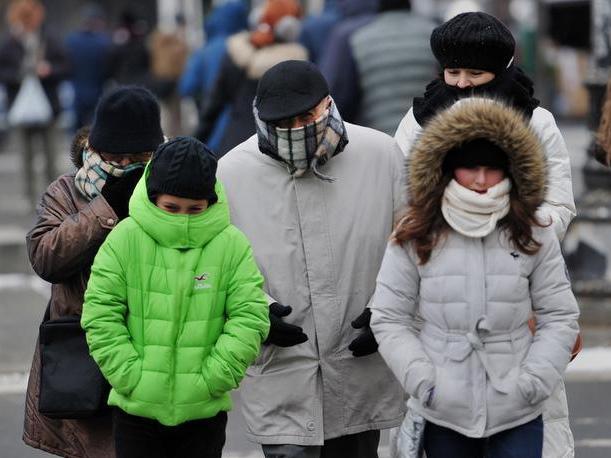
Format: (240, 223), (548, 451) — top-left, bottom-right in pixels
(442, 138), (509, 174)
(147, 136), (218, 203)
(430, 12), (515, 74)
(89, 86), (164, 154)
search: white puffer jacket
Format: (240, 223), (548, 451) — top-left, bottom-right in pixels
(374, 99), (578, 440)
(372, 227), (579, 437)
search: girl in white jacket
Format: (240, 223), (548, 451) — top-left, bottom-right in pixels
(371, 98), (579, 458)
(390, 12), (579, 457)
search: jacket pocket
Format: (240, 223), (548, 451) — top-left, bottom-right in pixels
(116, 359), (144, 397)
(249, 343), (277, 372)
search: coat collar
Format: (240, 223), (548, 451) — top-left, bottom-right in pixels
(129, 162), (230, 249)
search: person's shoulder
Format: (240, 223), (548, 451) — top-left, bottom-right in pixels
(530, 106), (557, 127)
(531, 223), (558, 243)
(43, 172), (77, 199)
(345, 122), (400, 156)
(217, 224), (254, 257)
(345, 122), (394, 143)
(107, 217), (139, 240)
(218, 135), (259, 168)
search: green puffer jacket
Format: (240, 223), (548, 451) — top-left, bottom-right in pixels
(82, 170), (269, 426)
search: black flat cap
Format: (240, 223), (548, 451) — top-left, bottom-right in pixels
(255, 60), (329, 122)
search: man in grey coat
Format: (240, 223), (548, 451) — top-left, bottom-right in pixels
(217, 60), (405, 458)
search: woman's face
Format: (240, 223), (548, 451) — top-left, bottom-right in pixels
(444, 68), (496, 88)
(454, 166), (505, 194)
(155, 194), (209, 215)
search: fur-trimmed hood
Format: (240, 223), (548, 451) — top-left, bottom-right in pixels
(408, 98), (547, 213)
(69, 126), (90, 168)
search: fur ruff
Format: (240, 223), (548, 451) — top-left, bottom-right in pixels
(408, 98), (547, 217)
(70, 126), (91, 168)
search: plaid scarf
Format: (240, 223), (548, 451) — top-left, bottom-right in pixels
(74, 148), (145, 201)
(254, 97), (349, 182)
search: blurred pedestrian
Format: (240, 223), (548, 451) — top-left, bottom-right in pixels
(23, 86), (164, 458)
(298, 0), (341, 64)
(108, 10), (151, 88)
(65, 3), (112, 130)
(149, 14), (189, 137)
(319, 0), (378, 122)
(81, 136), (269, 458)
(349, 0), (437, 134)
(392, 12), (579, 457)
(195, 0), (307, 157)
(371, 97), (580, 458)
(0, 0), (69, 206)
(179, 1), (248, 150)
(218, 60), (406, 458)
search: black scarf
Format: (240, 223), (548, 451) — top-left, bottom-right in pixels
(413, 66), (540, 126)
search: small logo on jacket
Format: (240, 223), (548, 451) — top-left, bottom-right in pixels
(194, 272), (211, 289)
(510, 251), (520, 259)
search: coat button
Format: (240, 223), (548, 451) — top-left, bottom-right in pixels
(306, 421), (315, 431)
(106, 218), (115, 226)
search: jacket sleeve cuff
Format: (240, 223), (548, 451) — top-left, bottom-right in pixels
(517, 371), (552, 406)
(403, 360), (435, 400)
(89, 196), (119, 230)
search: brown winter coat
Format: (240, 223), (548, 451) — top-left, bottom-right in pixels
(23, 131), (118, 458)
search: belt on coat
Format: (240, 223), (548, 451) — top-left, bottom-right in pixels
(422, 318), (531, 394)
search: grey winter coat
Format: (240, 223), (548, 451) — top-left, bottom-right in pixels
(217, 123), (406, 445)
(371, 99), (580, 438)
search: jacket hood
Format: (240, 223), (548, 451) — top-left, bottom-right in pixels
(336, 0), (378, 17)
(408, 98), (546, 212)
(70, 126), (91, 168)
(205, 1), (248, 39)
(129, 162), (230, 249)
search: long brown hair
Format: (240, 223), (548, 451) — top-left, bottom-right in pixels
(393, 175), (546, 265)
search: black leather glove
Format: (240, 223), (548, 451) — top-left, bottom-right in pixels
(348, 308), (378, 357)
(264, 302), (309, 347)
(101, 168), (144, 220)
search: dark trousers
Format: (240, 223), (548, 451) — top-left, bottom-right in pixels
(423, 415), (543, 458)
(112, 408), (227, 458)
(262, 430), (380, 458)
(20, 124), (56, 206)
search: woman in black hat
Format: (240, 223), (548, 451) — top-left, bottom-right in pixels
(23, 85), (164, 458)
(395, 11), (575, 241)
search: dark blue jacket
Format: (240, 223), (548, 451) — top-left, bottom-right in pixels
(180, 1), (247, 150)
(65, 30), (112, 107)
(319, 0), (378, 122)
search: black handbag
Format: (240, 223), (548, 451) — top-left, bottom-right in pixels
(38, 305), (110, 419)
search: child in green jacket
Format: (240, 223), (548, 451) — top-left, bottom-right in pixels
(82, 136), (270, 458)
